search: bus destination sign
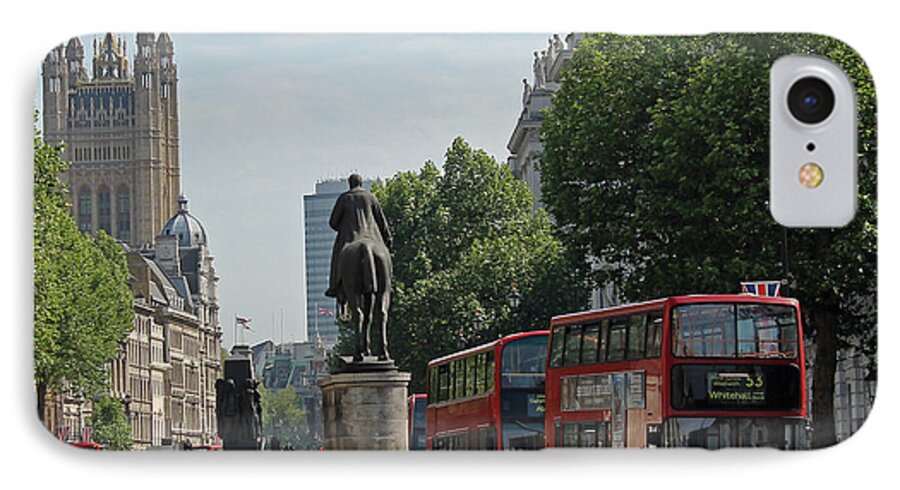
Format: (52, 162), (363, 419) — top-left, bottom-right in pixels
(707, 372), (766, 405)
(671, 364), (801, 411)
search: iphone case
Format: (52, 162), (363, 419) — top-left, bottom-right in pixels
(33, 32), (876, 451)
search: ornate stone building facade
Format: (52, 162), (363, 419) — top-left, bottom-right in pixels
(506, 33), (620, 310)
(50, 198), (222, 449)
(41, 32), (181, 248)
(146, 197), (222, 447)
(507, 33), (583, 214)
(40, 33), (223, 449)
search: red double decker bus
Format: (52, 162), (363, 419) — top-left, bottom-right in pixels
(425, 331), (549, 450)
(545, 295), (807, 449)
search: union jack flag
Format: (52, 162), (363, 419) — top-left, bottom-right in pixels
(741, 281), (782, 297)
(318, 307), (334, 317)
(235, 315), (253, 330)
(81, 425), (92, 443)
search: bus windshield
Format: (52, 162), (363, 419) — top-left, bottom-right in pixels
(672, 303), (799, 358)
(501, 335), (548, 389)
(500, 335), (548, 449)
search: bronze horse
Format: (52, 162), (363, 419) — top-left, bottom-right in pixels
(336, 237), (392, 362)
(326, 174), (393, 363)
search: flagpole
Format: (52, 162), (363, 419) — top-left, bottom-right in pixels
(315, 302), (319, 344)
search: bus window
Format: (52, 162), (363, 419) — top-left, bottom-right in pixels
(737, 304), (799, 357)
(598, 319), (609, 363)
(486, 352), (495, 392)
(672, 303), (798, 358)
(563, 325), (583, 366)
(466, 356), (477, 397)
(438, 363), (449, 402)
(673, 304), (735, 357)
(627, 314), (647, 360)
(582, 324), (599, 364)
(484, 427), (497, 450)
(475, 427), (493, 450)
(608, 318), (627, 362)
(549, 327), (565, 368)
(502, 335), (548, 389)
(562, 423), (578, 447)
(476, 353), (486, 394)
(447, 362), (455, 400)
(556, 421), (610, 448)
(454, 360), (465, 400)
(647, 310), (663, 357)
(429, 368), (438, 401)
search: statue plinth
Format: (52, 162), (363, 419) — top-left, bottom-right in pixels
(335, 356), (397, 373)
(318, 370), (411, 450)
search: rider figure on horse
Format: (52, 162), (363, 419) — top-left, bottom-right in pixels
(325, 174), (394, 362)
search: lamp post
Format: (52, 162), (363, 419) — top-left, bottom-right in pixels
(781, 227), (791, 297)
(507, 283), (523, 339)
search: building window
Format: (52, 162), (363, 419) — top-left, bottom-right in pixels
(116, 187), (130, 242)
(77, 187), (92, 232)
(97, 186), (111, 234)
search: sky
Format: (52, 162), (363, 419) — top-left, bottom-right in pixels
(40, 33), (550, 347)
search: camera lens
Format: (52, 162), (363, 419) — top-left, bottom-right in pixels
(788, 77), (835, 124)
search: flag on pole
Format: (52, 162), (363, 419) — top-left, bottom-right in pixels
(741, 281), (782, 297)
(318, 307), (334, 317)
(59, 425), (68, 442)
(82, 425), (92, 443)
(235, 314), (253, 331)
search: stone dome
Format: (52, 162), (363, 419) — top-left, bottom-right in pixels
(161, 195), (207, 247)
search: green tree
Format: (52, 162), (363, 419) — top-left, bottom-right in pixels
(33, 121), (135, 422)
(540, 34), (876, 448)
(356, 137), (588, 393)
(89, 395), (132, 450)
(259, 384), (313, 450)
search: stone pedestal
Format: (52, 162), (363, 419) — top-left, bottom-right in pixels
(318, 369), (411, 450)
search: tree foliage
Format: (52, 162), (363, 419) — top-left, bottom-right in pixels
(259, 384), (314, 450)
(89, 395), (132, 450)
(33, 121), (134, 417)
(540, 34), (876, 448)
(363, 137), (589, 393)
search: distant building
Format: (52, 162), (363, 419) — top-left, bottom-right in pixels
(139, 196), (222, 448)
(40, 33), (223, 450)
(302, 179), (373, 348)
(506, 33), (616, 310)
(250, 340), (276, 378)
(507, 33), (583, 214)
(805, 342), (876, 445)
(259, 340), (329, 445)
(41, 33), (181, 248)
(48, 197), (223, 450)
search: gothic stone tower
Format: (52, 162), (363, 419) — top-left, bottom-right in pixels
(41, 33), (181, 247)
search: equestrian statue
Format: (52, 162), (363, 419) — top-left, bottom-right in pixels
(325, 174), (393, 364)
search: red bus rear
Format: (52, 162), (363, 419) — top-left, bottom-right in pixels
(425, 331), (549, 450)
(545, 295), (807, 449)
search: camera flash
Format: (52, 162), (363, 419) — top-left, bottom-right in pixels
(798, 162), (824, 188)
